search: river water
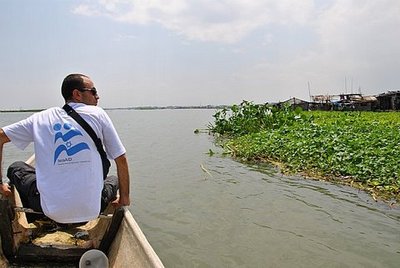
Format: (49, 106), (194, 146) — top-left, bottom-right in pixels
(1, 109), (399, 267)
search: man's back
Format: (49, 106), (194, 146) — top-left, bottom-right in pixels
(3, 103), (123, 223)
(1, 73), (130, 224)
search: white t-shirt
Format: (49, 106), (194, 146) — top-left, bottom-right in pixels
(3, 103), (126, 223)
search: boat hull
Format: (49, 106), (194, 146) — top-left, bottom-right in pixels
(0, 155), (163, 267)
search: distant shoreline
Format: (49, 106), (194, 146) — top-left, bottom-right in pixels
(0, 105), (229, 113)
(106, 105), (228, 111)
(0, 109), (44, 113)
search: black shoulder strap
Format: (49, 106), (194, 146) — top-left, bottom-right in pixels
(62, 104), (109, 162)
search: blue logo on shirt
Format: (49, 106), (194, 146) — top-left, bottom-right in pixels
(53, 123), (90, 164)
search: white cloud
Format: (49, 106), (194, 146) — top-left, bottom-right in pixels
(234, 0), (400, 98)
(310, 0), (400, 91)
(72, 4), (101, 16)
(316, 0), (400, 60)
(73, 0), (315, 43)
(73, 0), (400, 101)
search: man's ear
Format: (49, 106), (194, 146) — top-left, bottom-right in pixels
(71, 89), (82, 102)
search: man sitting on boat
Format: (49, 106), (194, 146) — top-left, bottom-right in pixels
(0, 73), (130, 224)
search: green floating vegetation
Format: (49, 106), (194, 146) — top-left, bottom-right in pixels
(209, 101), (400, 201)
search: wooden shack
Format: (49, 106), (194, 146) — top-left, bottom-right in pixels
(280, 97), (311, 110)
(336, 94), (378, 111)
(376, 91), (400, 110)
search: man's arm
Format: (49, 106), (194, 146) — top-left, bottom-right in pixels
(114, 153), (130, 207)
(0, 128), (11, 196)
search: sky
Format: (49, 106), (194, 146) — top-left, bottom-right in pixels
(0, 0), (399, 109)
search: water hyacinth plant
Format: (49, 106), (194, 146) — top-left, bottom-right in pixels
(211, 100), (306, 136)
(209, 101), (400, 201)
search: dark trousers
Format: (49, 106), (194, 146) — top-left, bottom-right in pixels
(7, 161), (119, 222)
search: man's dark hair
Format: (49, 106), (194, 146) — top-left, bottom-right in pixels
(61, 74), (88, 101)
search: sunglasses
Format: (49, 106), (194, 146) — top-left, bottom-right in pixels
(77, 87), (98, 96)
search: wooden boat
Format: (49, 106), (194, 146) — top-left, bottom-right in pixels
(0, 156), (164, 267)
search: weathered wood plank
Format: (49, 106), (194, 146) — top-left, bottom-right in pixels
(16, 243), (87, 263)
(99, 207), (124, 254)
(0, 199), (15, 259)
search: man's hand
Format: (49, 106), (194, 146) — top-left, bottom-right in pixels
(111, 195), (131, 208)
(1, 129), (12, 197)
(0, 183), (12, 197)
(114, 154), (130, 208)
